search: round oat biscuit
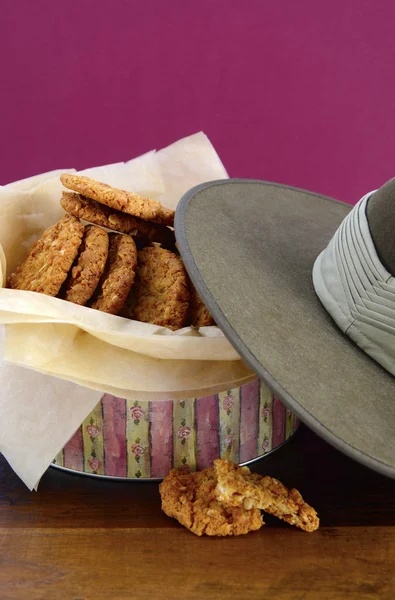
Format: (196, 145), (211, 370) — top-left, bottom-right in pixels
(89, 233), (138, 314)
(188, 281), (215, 327)
(61, 191), (175, 249)
(159, 468), (264, 536)
(121, 245), (190, 331)
(7, 214), (84, 296)
(60, 173), (175, 226)
(61, 225), (109, 305)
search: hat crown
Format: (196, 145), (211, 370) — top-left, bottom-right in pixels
(366, 178), (395, 276)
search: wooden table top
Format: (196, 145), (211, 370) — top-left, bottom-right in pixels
(1, 425), (394, 600)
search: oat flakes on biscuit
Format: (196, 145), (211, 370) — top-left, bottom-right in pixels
(61, 192), (175, 249)
(61, 225), (109, 305)
(7, 214), (84, 296)
(159, 468), (263, 536)
(188, 281), (215, 327)
(60, 173), (174, 226)
(214, 459), (319, 532)
(121, 246), (190, 331)
(89, 233), (137, 314)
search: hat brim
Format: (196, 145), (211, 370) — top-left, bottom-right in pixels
(175, 179), (395, 479)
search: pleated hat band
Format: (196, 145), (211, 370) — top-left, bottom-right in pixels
(313, 187), (395, 376)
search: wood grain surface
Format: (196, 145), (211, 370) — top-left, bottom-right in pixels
(1, 425), (395, 600)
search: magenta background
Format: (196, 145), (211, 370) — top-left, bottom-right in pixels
(1, 1), (395, 204)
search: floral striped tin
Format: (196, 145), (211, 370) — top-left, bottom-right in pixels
(53, 379), (299, 480)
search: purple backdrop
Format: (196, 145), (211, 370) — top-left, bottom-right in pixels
(1, 1), (395, 204)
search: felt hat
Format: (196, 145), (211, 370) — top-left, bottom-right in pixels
(175, 178), (395, 478)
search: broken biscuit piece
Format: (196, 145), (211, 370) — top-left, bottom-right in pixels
(159, 467), (264, 536)
(214, 459), (319, 533)
(160, 459), (319, 536)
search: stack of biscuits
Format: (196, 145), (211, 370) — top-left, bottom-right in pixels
(7, 174), (214, 331)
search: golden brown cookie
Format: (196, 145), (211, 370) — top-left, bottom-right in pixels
(188, 281), (215, 327)
(160, 467), (264, 536)
(7, 214), (84, 296)
(214, 459), (319, 532)
(121, 246), (190, 331)
(61, 191), (175, 249)
(89, 233), (138, 314)
(60, 173), (174, 226)
(61, 225), (109, 305)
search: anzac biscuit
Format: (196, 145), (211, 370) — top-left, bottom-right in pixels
(61, 191), (175, 249)
(188, 282), (215, 327)
(61, 225), (109, 305)
(214, 459), (319, 532)
(159, 467), (264, 537)
(7, 214), (84, 296)
(121, 246), (190, 330)
(90, 233), (137, 314)
(60, 173), (174, 226)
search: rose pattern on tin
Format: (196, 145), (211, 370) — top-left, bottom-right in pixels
(174, 399), (195, 471)
(86, 424), (100, 439)
(127, 399), (149, 478)
(222, 394), (234, 414)
(88, 458), (101, 472)
(177, 425), (192, 443)
(82, 402), (104, 475)
(129, 402), (144, 424)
